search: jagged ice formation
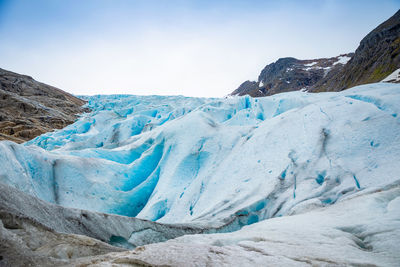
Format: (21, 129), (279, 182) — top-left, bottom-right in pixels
(0, 83), (399, 231)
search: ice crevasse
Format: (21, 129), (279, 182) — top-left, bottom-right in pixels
(0, 83), (399, 229)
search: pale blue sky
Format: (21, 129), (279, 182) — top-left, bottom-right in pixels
(0, 0), (399, 96)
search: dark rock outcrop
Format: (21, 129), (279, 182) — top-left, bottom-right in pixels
(231, 80), (261, 97)
(0, 68), (87, 143)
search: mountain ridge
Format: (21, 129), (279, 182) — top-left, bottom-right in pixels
(232, 9), (400, 97)
(310, 9), (400, 92)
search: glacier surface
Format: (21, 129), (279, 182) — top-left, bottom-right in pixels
(73, 185), (400, 266)
(0, 83), (400, 230)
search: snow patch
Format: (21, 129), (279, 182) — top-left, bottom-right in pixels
(304, 62), (317, 67)
(333, 55), (351, 66)
(381, 68), (400, 83)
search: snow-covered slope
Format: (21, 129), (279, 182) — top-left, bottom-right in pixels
(1, 83), (399, 230)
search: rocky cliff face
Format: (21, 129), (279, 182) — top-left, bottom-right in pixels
(232, 54), (353, 97)
(310, 9), (400, 92)
(0, 68), (87, 143)
(232, 9), (400, 97)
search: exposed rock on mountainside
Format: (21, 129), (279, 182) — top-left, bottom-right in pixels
(231, 54), (353, 97)
(0, 68), (87, 143)
(232, 9), (400, 96)
(231, 80), (261, 97)
(310, 9), (400, 92)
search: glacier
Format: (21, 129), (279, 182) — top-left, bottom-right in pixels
(0, 83), (400, 232)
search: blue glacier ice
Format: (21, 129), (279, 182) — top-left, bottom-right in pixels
(1, 83), (400, 228)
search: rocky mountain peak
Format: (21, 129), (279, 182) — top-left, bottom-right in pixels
(310, 9), (400, 92)
(232, 53), (353, 97)
(231, 9), (400, 97)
